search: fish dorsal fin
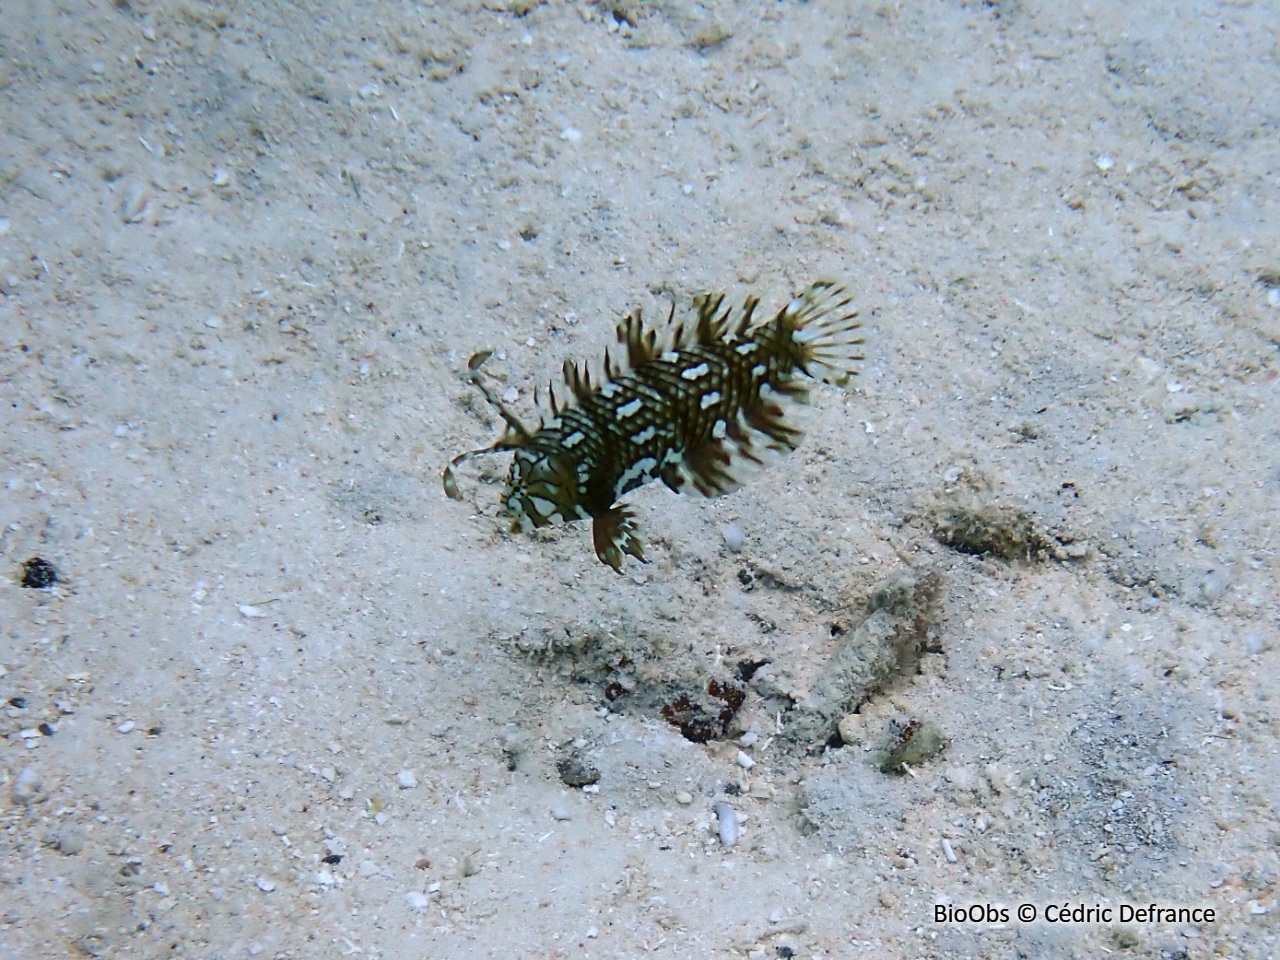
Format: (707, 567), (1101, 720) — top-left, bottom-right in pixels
(533, 382), (564, 419)
(616, 310), (661, 369)
(692, 292), (734, 344)
(563, 357), (595, 402)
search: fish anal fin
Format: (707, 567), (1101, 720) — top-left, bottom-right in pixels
(592, 505), (647, 573)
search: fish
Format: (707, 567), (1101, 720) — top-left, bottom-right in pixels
(443, 280), (864, 573)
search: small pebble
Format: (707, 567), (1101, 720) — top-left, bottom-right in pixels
(320, 767), (336, 783)
(585, 927), (599, 939)
(50, 824), (86, 855)
(674, 790), (693, 805)
(557, 752), (600, 788)
(722, 523), (745, 552)
(116, 720), (136, 734)
(941, 837), (958, 863)
(735, 750), (755, 770)
(20, 557), (59, 589)
(560, 127), (582, 142)
(714, 801), (739, 847)
(550, 804), (572, 822)
(255, 877), (275, 892)
(406, 891), (429, 911)
(397, 769), (418, 789)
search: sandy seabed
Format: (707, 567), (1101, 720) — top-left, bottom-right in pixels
(2, 1), (1278, 958)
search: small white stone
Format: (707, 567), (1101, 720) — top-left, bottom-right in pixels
(406, 891), (429, 911)
(503, 386), (519, 403)
(204, 315), (222, 329)
(238, 604), (265, 619)
(681, 183), (693, 194)
(1095, 154), (1115, 172)
(255, 877), (275, 892)
(736, 729), (758, 747)
(560, 127), (582, 142)
(714, 801), (739, 847)
(735, 750), (755, 770)
(585, 927), (599, 938)
(941, 838), (957, 863)
(674, 790), (693, 805)
(153, 881), (170, 895)
(320, 767), (336, 783)
(722, 524), (745, 552)
(550, 804), (572, 821)
(116, 720), (136, 734)
(397, 769), (417, 789)
(316, 870), (334, 886)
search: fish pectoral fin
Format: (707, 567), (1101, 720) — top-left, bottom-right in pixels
(592, 505), (647, 573)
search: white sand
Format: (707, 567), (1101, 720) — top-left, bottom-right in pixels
(2, 1), (1277, 957)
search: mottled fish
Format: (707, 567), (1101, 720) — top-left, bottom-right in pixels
(443, 280), (864, 572)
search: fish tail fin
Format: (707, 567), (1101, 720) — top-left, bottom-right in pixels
(785, 280), (864, 382)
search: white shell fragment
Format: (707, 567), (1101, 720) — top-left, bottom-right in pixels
(714, 801), (739, 847)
